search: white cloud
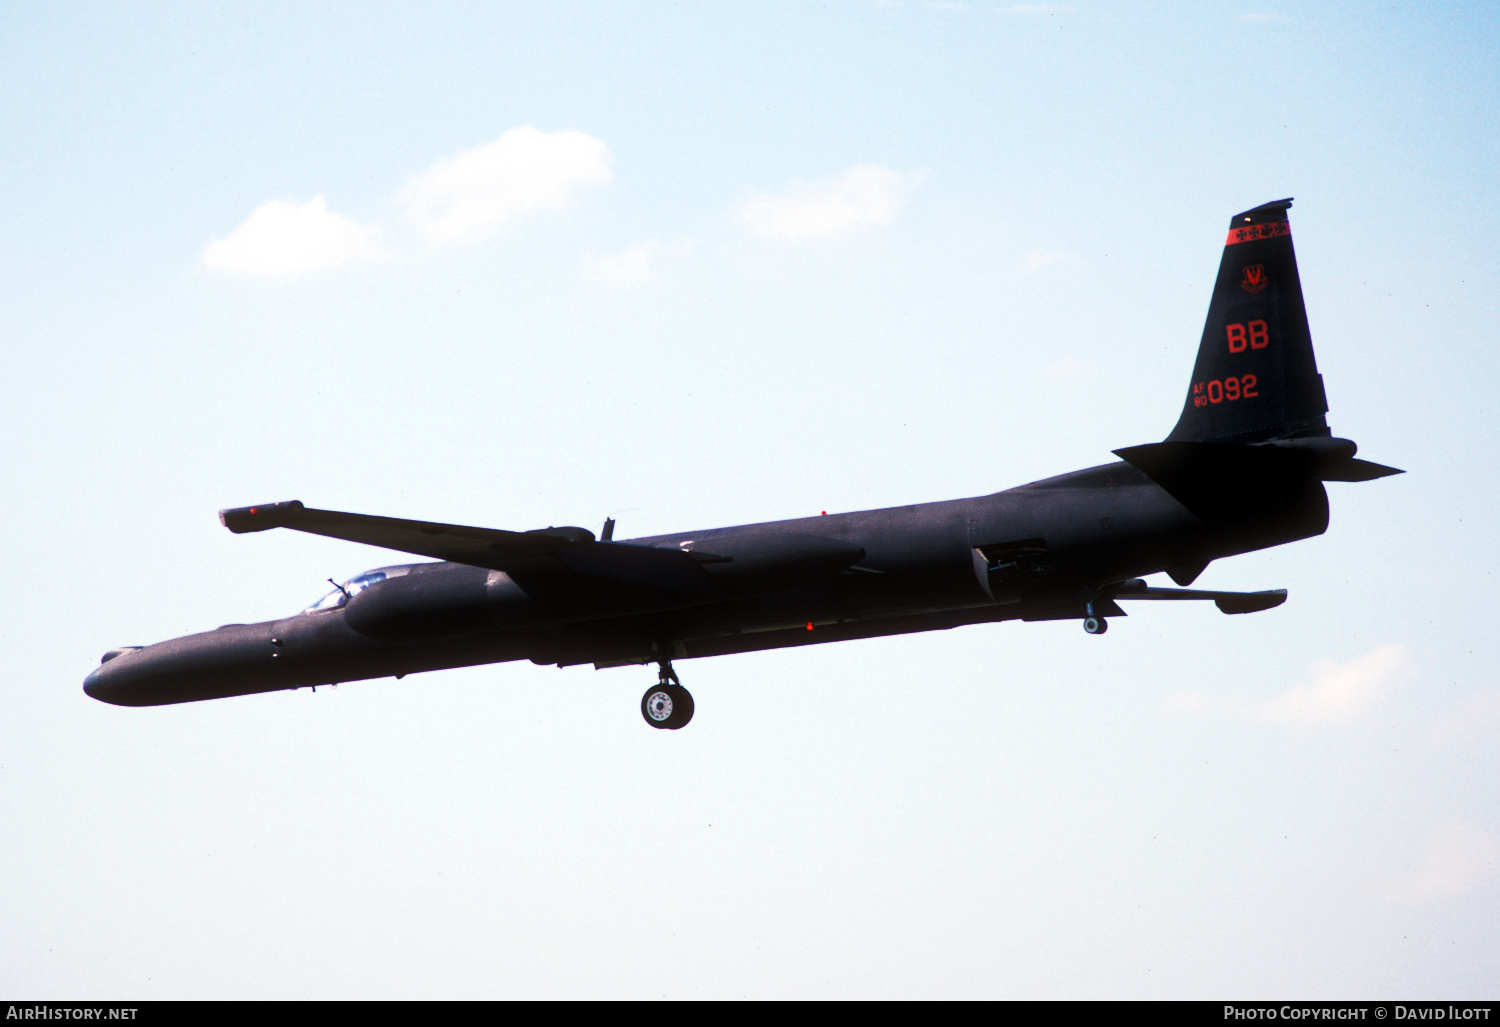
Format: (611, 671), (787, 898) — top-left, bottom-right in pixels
(395, 126), (613, 243)
(201, 195), (379, 277)
(735, 165), (924, 240)
(583, 237), (695, 287)
(202, 127), (613, 278)
(1387, 821), (1500, 902)
(1256, 644), (1408, 725)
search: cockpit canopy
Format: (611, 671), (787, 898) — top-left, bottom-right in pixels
(305, 565), (414, 614)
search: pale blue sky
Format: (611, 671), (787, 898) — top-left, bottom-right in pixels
(2, 1), (1497, 998)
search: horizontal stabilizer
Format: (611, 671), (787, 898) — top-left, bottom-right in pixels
(1115, 441), (1305, 520)
(1115, 438), (1401, 519)
(1319, 458), (1404, 482)
(1107, 579), (1287, 614)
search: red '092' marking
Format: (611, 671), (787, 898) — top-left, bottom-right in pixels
(1192, 375), (1259, 407)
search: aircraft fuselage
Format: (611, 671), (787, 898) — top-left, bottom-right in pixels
(82, 459), (1327, 707)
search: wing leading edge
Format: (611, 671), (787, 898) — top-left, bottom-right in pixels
(219, 501), (720, 594)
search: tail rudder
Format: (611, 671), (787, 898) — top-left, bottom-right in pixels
(1166, 198), (1329, 444)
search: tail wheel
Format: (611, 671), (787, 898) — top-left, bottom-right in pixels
(1083, 616), (1108, 635)
(641, 683), (694, 729)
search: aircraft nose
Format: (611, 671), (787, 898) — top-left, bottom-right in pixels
(82, 626), (285, 706)
(83, 647), (166, 706)
(83, 647), (144, 704)
(82, 663), (108, 701)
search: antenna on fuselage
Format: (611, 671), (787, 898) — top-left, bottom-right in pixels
(601, 517), (616, 542)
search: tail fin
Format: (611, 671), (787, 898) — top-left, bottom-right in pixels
(1114, 199), (1402, 561)
(1165, 198), (1329, 444)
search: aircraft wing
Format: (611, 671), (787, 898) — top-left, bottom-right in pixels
(219, 501), (717, 593)
(1106, 580), (1287, 614)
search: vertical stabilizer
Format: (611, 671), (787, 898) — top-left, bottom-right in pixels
(1165, 199), (1329, 444)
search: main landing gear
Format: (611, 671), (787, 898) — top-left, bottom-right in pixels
(1082, 599), (1108, 635)
(641, 660), (694, 730)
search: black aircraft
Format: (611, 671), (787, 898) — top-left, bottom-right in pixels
(85, 199), (1400, 728)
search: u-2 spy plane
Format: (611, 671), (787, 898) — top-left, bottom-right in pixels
(85, 200), (1400, 728)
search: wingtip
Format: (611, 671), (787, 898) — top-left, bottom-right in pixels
(219, 500), (304, 533)
(1215, 589), (1287, 615)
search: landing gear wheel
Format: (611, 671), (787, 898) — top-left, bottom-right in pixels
(1083, 616), (1108, 635)
(641, 683), (694, 730)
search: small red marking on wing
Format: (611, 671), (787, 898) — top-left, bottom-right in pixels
(806, 622), (814, 631)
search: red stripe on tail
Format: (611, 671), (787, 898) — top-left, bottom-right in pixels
(1225, 221), (1290, 246)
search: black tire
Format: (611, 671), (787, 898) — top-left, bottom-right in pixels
(641, 683), (694, 729)
(1083, 616), (1108, 635)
